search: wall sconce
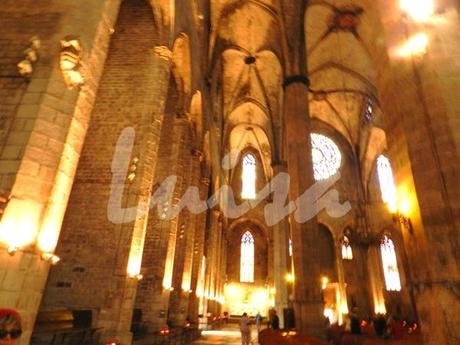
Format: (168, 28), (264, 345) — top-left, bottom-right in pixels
(41, 252), (60, 265)
(17, 36), (40, 78)
(285, 273), (295, 283)
(388, 200), (413, 234)
(321, 276), (329, 290)
(60, 36), (84, 89)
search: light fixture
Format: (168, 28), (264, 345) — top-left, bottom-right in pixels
(321, 276), (329, 290)
(7, 246), (18, 256)
(397, 32), (429, 57)
(285, 273), (294, 283)
(388, 199), (413, 233)
(60, 36), (84, 89)
(41, 252), (60, 265)
(129, 273), (143, 280)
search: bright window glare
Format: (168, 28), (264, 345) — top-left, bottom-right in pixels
(400, 0), (434, 22)
(381, 236), (402, 291)
(310, 133), (342, 181)
(240, 231), (255, 283)
(241, 154), (256, 199)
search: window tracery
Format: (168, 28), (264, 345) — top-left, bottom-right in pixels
(380, 235), (402, 291)
(311, 133), (342, 181)
(240, 231), (255, 283)
(241, 153), (256, 199)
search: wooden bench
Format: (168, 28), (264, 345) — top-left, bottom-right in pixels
(31, 309), (101, 345)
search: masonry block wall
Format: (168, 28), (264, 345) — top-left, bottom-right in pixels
(41, 1), (171, 343)
(0, 1), (119, 344)
(370, 2), (460, 344)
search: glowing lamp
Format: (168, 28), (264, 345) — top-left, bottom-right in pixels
(105, 341), (120, 345)
(7, 246), (18, 256)
(389, 198), (413, 233)
(321, 276), (329, 290)
(397, 33), (429, 57)
(41, 252), (60, 265)
(285, 273), (294, 283)
(400, 0), (434, 22)
(160, 328), (170, 336)
(129, 273), (143, 280)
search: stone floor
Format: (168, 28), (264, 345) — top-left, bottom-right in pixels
(191, 324), (259, 345)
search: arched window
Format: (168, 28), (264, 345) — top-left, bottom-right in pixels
(380, 235), (401, 291)
(241, 153), (256, 199)
(377, 155), (397, 210)
(240, 231), (255, 283)
(341, 236), (353, 260)
(310, 133), (342, 181)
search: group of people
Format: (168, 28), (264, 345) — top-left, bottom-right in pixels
(239, 309), (280, 345)
(0, 309), (22, 345)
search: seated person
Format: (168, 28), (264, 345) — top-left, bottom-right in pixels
(0, 309), (22, 345)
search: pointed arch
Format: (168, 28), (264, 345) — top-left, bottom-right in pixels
(380, 235), (402, 292)
(241, 153), (256, 200)
(240, 230), (255, 283)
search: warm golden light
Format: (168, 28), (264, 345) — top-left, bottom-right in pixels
(375, 304), (387, 315)
(285, 273), (295, 283)
(397, 33), (429, 57)
(321, 276), (329, 289)
(0, 198), (42, 250)
(41, 252), (61, 265)
(387, 200), (398, 214)
(398, 199), (411, 217)
(400, 0), (434, 22)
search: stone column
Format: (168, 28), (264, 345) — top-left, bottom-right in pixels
(188, 174), (210, 323)
(271, 161), (290, 327)
(283, 77), (324, 333)
(372, 3), (460, 344)
(0, 2), (121, 344)
(189, 178), (209, 322)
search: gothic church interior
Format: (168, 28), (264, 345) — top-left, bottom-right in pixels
(0, 1), (459, 345)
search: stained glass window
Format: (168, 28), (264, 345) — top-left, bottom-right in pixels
(240, 231), (255, 283)
(241, 153), (256, 199)
(377, 155), (397, 210)
(311, 133), (342, 181)
(380, 235), (402, 291)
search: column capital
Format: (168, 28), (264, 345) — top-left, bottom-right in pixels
(152, 45), (173, 62)
(283, 75), (310, 88)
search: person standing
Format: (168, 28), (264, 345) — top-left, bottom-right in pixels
(0, 309), (22, 345)
(239, 313), (252, 345)
(255, 312), (262, 334)
(270, 310), (280, 330)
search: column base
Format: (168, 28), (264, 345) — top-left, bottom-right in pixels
(293, 300), (325, 336)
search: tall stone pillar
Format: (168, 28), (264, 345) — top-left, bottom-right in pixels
(283, 77), (324, 333)
(372, 3), (460, 344)
(0, 2), (121, 344)
(271, 161), (290, 327)
(188, 174), (209, 323)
